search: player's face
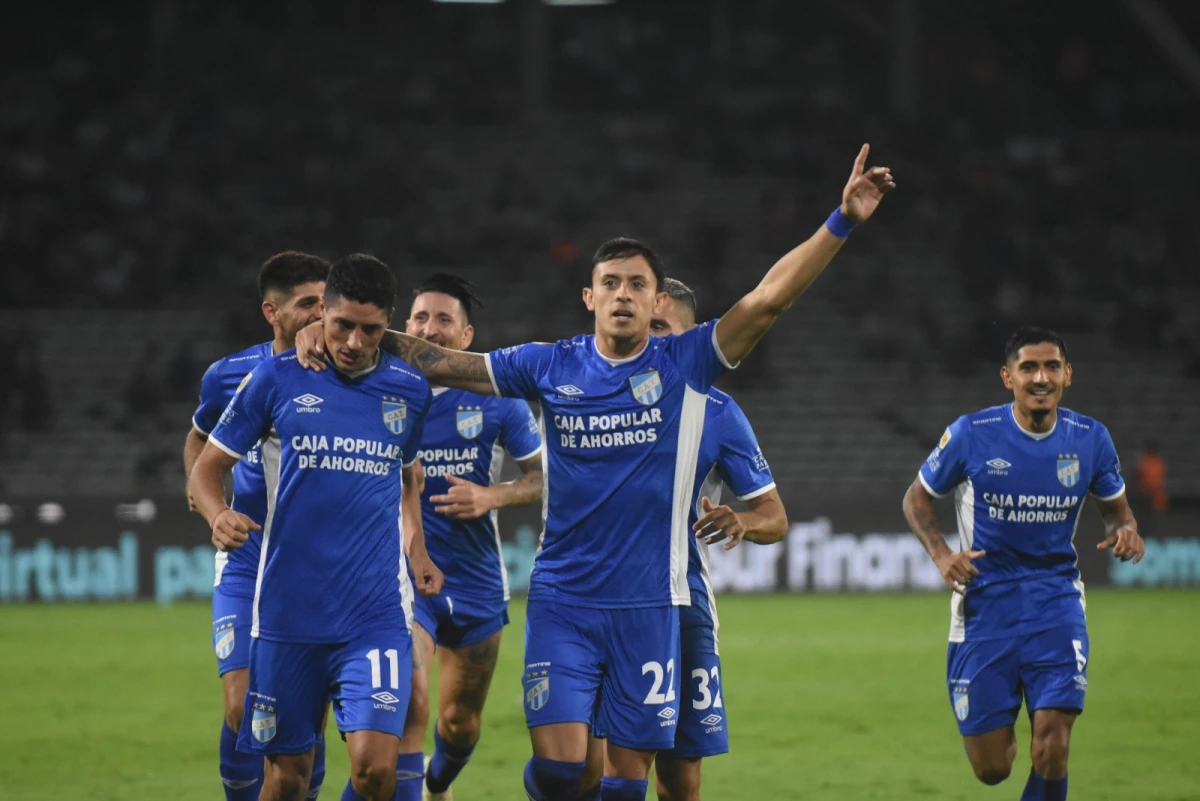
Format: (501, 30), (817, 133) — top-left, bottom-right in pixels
(406, 291), (474, 351)
(323, 298), (391, 372)
(1001, 342), (1073, 415)
(263, 281), (325, 347)
(649, 297), (693, 337)
(583, 257), (665, 342)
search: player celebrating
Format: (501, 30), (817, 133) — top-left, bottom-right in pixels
(183, 251), (330, 801)
(190, 254), (443, 801)
(394, 274), (544, 801)
(902, 326), (1145, 801)
(298, 145), (894, 801)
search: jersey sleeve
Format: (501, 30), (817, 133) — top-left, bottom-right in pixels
(667, 319), (736, 393)
(918, 416), (971, 497)
(207, 361), (276, 459)
(499, 399), (543, 461)
(485, 343), (556, 400)
(401, 387), (432, 469)
(1090, 423), (1126, 501)
(192, 360), (229, 436)
(715, 401), (776, 500)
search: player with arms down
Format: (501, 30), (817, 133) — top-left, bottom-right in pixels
(183, 251), (330, 801)
(190, 254), (443, 801)
(298, 146), (894, 801)
(902, 326), (1145, 801)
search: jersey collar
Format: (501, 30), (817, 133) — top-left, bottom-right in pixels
(1008, 402), (1057, 440)
(592, 336), (650, 367)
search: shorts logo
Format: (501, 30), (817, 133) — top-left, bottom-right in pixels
(383, 397), (408, 435)
(951, 680), (969, 722)
(371, 691), (401, 705)
(214, 621), (236, 660)
(657, 708), (676, 720)
(1057, 454), (1081, 488)
(700, 714), (723, 726)
(630, 370), (663, 406)
(524, 673), (550, 712)
(456, 407), (484, 439)
(251, 704), (277, 743)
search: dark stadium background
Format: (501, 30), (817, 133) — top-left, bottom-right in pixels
(1, 1), (1198, 799)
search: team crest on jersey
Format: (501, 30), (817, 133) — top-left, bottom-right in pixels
(629, 370), (663, 406)
(1057, 454), (1081, 488)
(456, 406), (484, 439)
(382, 397), (407, 435)
(951, 681), (969, 721)
(213, 621), (236, 660)
(524, 670), (550, 712)
(251, 704), (277, 743)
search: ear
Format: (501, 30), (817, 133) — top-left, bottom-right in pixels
(654, 292), (668, 314)
(1064, 362), (1073, 389)
(461, 324), (475, 350)
(261, 299), (278, 327)
(1000, 364), (1014, 390)
(582, 287), (595, 312)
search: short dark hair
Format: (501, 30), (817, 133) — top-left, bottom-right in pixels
(662, 277), (697, 321)
(412, 273), (483, 323)
(590, 238), (665, 290)
(324, 253), (397, 312)
(257, 251), (331, 299)
(1004, 326), (1068, 363)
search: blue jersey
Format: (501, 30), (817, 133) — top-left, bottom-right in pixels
(688, 390), (776, 639)
(918, 403), (1125, 642)
(208, 350), (432, 643)
(415, 388), (542, 606)
(193, 341), (273, 587)
(486, 320), (732, 608)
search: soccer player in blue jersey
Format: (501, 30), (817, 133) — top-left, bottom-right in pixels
(183, 250), (330, 801)
(902, 326), (1145, 801)
(189, 254), (444, 801)
(393, 274), (544, 801)
(297, 146), (895, 801)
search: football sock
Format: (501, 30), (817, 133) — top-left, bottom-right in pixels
(219, 721), (262, 801)
(426, 724), (475, 794)
(393, 752), (425, 801)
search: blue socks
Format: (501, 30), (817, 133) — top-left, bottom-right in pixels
(600, 776), (648, 800)
(307, 735), (325, 799)
(340, 782), (366, 801)
(1021, 769), (1068, 801)
(426, 725), (475, 794)
(219, 722), (262, 801)
(394, 752), (425, 801)
(523, 757), (587, 801)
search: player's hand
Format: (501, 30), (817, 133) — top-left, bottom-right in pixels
(934, 549), (986, 595)
(430, 475), (498, 520)
(1098, 524), (1144, 564)
(409, 550), (445, 597)
(294, 321), (327, 372)
(840, 144), (896, 224)
(211, 509), (260, 552)
(693, 497), (747, 551)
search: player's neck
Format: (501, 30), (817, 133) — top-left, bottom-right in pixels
(594, 331), (649, 362)
(1011, 401), (1057, 435)
(272, 336), (290, 355)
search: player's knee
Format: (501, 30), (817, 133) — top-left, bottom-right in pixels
(440, 703), (482, 742)
(264, 761), (308, 801)
(349, 757), (395, 798)
(1031, 730), (1071, 775)
(655, 760), (700, 801)
(972, 763), (1012, 786)
(223, 697), (246, 733)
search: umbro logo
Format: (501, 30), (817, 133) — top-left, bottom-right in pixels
(657, 708), (676, 720)
(555, 385), (584, 396)
(700, 714), (723, 726)
(294, 394), (323, 413)
(986, 458), (1011, 475)
(371, 691), (401, 704)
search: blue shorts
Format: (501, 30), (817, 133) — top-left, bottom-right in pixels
(413, 592), (509, 650)
(661, 599), (728, 760)
(212, 581), (255, 676)
(523, 600), (680, 752)
(947, 624), (1089, 736)
(237, 630), (413, 755)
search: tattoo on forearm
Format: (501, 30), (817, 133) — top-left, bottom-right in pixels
(383, 332), (490, 382)
(906, 491), (947, 558)
(498, 465), (543, 509)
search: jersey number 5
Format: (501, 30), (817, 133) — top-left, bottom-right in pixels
(367, 648), (401, 690)
(642, 659), (676, 705)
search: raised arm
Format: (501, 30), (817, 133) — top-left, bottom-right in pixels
(902, 478), (983, 595)
(715, 145), (895, 366)
(189, 444), (260, 552)
(1094, 493), (1145, 563)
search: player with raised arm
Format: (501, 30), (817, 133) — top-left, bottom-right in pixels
(901, 326), (1144, 801)
(297, 146), (894, 801)
(189, 254), (444, 801)
(584, 277), (789, 801)
(183, 251), (330, 801)
(390, 274), (543, 801)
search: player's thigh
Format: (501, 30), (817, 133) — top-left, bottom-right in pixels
(947, 637), (1022, 738)
(330, 629), (414, 741)
(439, 627), (504, 724)
(1021, 624), (1089, 718)
(524, 600), (603, 761)
(597, 605), (681, 755)
(411, 593), (440, 649)
(212, 583), (254, 678)
(237, 638), (329, 756)
(400, 622), (435, 743)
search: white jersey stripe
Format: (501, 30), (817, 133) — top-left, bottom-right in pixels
(488, 440), (511, 602)
(948, 477), (975, 642)
(670, 387), (708, 605)
(251, 434), (283, 639)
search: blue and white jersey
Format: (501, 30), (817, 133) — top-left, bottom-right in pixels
(918, 403), (1125, 642)
(208, 350), (432, 643)
(416, 388), (542, 607)
(193, 341), (273, 588)
(486, 320), (733, 608)
(687, 389), (776, 650)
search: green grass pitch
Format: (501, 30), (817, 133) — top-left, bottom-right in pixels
(1, 590), (1197, 800)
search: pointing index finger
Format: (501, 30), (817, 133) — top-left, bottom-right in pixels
(851, 143), (869, 178)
